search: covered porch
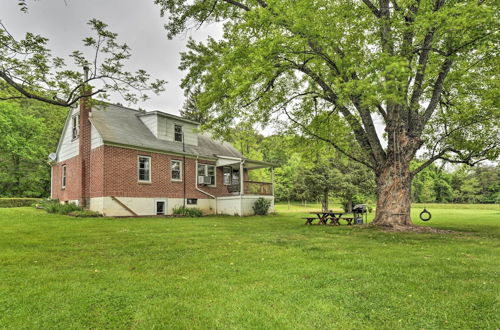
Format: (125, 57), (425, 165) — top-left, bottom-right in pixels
(215, 156), (275, 216)
(216, 156), (274, 197)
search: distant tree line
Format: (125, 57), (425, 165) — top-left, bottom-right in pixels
(412, 163), (499, 204)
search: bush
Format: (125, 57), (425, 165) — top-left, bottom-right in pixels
(253, 197), (271, 215)
(69, 210), (102, 217)
(0, 198), (40, 208)
(172, 206), (203, 217)
(39, 199), (83, 215)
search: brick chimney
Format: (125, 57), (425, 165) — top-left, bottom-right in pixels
(79, 67), (92, 208)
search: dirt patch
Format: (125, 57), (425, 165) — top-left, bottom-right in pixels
(367, 223), (456, 234)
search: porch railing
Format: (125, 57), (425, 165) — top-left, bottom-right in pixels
(243, 181), (273, 196)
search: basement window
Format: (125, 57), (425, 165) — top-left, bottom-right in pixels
(187, 198), (197, 205)
(156, 201), (166, 215)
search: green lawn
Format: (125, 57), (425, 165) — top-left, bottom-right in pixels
(0, 206), (498, 329)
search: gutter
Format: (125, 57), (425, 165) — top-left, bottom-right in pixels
(195, 156), (217, 215)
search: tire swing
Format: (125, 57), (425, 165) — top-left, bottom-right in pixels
(419, 208), (432, 221)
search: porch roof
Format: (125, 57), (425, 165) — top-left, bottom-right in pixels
(215, 155), (275, 170)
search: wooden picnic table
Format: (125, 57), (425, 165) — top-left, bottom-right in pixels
(305, 211), (355, 225)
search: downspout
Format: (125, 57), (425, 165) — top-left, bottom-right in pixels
(195, 156), (217, 214)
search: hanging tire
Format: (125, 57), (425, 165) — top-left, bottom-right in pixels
(420, 208), (432, 221)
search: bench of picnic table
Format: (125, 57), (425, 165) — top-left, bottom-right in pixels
(306, 212), (356, 226)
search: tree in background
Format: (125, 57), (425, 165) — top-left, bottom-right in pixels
(180, 86), (211, 124)
(157, 0), (499, 227)
(412, 163), (499, 204)
(0, 101), (66, 197)
(1, 19), (165, 106)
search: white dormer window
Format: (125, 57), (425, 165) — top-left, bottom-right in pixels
(72, 114), (80, 140)
(174, 124), (183, 142)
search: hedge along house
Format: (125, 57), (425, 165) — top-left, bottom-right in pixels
(49, 94), (274, 216)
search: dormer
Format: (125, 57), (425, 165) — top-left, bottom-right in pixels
(137, 111), (199, 146)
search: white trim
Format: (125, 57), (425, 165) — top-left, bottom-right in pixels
(54, 107), (77, 162)
(197, 163), (216, 187)
(137, 155), (152, 183)
(71, 113), (80, 140)
(154, 199), (167, 215)
(61, 165), (67, 189)
(171, 159), (183, 182)
(174, 123), (183, 143)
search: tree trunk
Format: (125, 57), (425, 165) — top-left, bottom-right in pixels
(373, 159), (413, 227)
(321, 189), (329, 212)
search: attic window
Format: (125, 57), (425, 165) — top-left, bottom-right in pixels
(174, 125), (183, 142)
(71, 114), (80, 140)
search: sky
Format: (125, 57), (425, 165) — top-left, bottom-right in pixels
(0, 0), (222, 114)
(1, 0), (387, 143)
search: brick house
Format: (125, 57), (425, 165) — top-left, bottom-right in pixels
(49, 96), (274, 216)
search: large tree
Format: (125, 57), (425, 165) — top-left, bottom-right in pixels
(156, 0), (499, 227)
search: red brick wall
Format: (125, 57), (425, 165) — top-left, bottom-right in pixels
(102, 145), (235, 199)
(51, 156), (81, 201)
(52, 144), (247, 202)
(89, 146), (104, 197)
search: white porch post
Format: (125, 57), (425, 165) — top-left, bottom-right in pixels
(271, 167), (274, 196)
(239, 160), (244, 195)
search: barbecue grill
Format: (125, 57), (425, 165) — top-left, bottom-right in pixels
(353, 204), (368, 224)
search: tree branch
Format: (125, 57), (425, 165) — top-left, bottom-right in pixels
(283, 107), (376, 170)
(362, 0), (382, 17)
(222, 0), (250, 11)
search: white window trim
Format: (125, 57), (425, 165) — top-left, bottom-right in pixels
(223, 166), (232, 186)
(71, 114), (80, 140)
(137, 155), (152, 183)
(197, 163), (216, 187)
(155, 199), (167, 215)
(171, 159), (183, 182)
(61, 165), (67, 189)
(174, 124), (183, 143)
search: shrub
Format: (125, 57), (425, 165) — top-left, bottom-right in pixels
(253, 197), (271, 215)
(0, 198), (40, 208)
(172, 206), (203, 217)
(39, 199), (83, 215)
(69, 210), (102, 217)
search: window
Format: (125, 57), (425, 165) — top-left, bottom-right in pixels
(71, 114), (80, 140)
(156, 201), (166, 215)
(197, 163), (215, 185)
(138, 156), (151, 182)
(171, 160), (182, 181)
(223, 167), (232, 185)
(187, 198), (197, 205)
(174, 124), (183, 142)
(61, 165), (67, 189)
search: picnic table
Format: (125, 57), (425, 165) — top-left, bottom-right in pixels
(304, 211), (355, 226)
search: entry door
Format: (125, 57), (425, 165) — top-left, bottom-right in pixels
(156, 200), (166, 215)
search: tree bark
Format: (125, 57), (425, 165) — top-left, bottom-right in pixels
(373, 159), (413, 226)
(321, 189), (329, 212)
(373, 129), (420, 227)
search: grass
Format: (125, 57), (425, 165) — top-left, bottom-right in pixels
(0, 206), (498, 329)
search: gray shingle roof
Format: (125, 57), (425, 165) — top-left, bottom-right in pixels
(90, 103), (243, 159)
